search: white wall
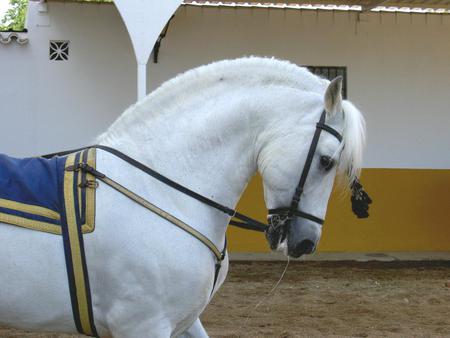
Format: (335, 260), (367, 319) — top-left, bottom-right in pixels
(0, 2), (136, 156)
(150, 7), (450, 169)
(1, 3), (449, 168)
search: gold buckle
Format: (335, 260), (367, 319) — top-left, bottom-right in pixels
(79, 180), (98, 189)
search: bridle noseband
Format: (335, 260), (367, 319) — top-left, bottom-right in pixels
(267, 110), (342, 233)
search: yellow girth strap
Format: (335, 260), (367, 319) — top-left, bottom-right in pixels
(62, 150), (98, 337)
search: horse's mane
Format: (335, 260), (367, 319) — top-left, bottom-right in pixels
(140, 57), (330, 111)
(99, 56), (365, 184)
(99, 57), (329, 133)
(338, 100), (366, 186)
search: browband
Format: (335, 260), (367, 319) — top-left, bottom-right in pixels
(316, 123), (342, 142)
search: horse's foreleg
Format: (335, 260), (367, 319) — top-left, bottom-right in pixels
(176, 318), (209, 338)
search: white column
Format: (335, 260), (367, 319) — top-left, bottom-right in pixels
(137, 62), (147, 100)
(114, 0), (182, 101)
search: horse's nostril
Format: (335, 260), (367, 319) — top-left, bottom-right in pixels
(291, 239), (315, 257)
(300, 239), (315, 254)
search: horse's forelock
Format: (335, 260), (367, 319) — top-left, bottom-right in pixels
(337, 100), (366, 187)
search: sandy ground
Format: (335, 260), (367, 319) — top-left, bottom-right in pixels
(1, 261), (450, 338)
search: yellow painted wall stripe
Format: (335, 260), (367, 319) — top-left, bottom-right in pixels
(227, 169), (450, 252)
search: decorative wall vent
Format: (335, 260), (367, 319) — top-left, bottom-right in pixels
(49, 40), (69, 61)
(306, 66), (347, 99)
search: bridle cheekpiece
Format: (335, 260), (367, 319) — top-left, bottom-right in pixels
(266, 110), (344, 240)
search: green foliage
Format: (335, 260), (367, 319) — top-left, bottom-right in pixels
(0, 0), (28, 31)
(0, 0), (114, 31)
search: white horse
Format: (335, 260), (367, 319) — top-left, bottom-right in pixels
(0, 57), (365, 337)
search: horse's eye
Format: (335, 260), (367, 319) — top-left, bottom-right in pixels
(320, 156), (334, 171)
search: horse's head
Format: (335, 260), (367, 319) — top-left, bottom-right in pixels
(258, 76), (366, 258)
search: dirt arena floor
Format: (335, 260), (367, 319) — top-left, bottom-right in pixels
(1, 261), (450, 338)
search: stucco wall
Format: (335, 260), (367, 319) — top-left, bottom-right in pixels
(150, 6), (450, 169)
(1, 3), (449, 168)
(1, 2), (136, 156)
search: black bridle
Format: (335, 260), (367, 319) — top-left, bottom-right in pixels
(267, 110), (342, 236)
(42, 110), (370, 236)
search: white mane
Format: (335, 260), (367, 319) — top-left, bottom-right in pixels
(99, 56), (365, 184)
(98, 57), (328, 142)
(149, 56), (329, 100)
(339, 100), (366, 185)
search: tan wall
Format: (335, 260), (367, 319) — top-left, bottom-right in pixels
(229, 169), (450, 252)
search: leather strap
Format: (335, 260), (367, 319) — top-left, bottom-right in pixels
(269, 110), (342, 226)
(42, 113), (344, 231)
(71, 162), (227, 262)
(289, 111), (327, 214)
(44, 145), (268, 233)
(71, 158), (228, 302)
(268, 207), (325, 225)
(316, 123), (343, 142)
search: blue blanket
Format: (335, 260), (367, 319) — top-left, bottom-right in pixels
(0, 149), (96, 234)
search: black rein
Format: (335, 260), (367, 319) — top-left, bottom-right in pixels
(42, 111), (371, 235)
(42, 145), (269, 232)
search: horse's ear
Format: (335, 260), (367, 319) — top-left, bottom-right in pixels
(324, 76), (343, 117)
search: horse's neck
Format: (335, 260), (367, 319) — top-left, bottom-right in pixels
(100, 88), (263, 243)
